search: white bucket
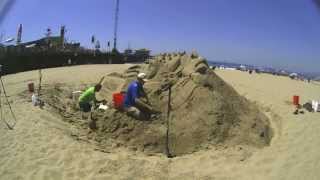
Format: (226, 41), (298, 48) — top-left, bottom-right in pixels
(98, 104), (109, 111)
(31, 93), (38, 106)
(72, 91), (82, 102)
(312, 100), (320, 112)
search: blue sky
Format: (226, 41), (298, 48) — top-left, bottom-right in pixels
(1, 0), (320, 73)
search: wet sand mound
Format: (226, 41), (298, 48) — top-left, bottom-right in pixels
(42, 52), (273, 156)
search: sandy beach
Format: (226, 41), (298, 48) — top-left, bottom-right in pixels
(1, 64), (320, 180)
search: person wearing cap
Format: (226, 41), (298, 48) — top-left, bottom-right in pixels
(124, 72), (158, 120)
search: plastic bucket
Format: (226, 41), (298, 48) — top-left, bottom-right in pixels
(113, 92), (125, 109)
(28, 83), (34, 93)
(293, 95), (300, 106)
(72, 91), (82, 102)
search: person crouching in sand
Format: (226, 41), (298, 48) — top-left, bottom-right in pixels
(78, 84), (106, 114)
(78, 77), (106, 129)
(123, 73), (160, 120)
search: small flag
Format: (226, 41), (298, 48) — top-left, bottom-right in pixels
(91, 35), (95, 43)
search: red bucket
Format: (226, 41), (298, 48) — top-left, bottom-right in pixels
(293, 95), (299, 106)
(28, 83), (34, 93)
(113, 92), (125, 109)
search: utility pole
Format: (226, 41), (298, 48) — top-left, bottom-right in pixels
(113, 0), (119, 51)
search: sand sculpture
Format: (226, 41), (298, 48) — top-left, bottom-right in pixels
(93, 52), (273, 156)
(42, 52), (272, 156)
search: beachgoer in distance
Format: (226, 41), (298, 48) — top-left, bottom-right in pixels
(124, 73), (159, 120)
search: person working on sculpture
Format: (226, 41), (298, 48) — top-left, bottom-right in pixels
(78, 83), (106, 112)
(78, 76), (106, 113)
(124, 73), (159, 120)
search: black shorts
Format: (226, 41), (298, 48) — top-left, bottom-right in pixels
(79, 102), (91, 112)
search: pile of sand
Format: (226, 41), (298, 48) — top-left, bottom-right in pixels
(41, 52), (272, 157)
